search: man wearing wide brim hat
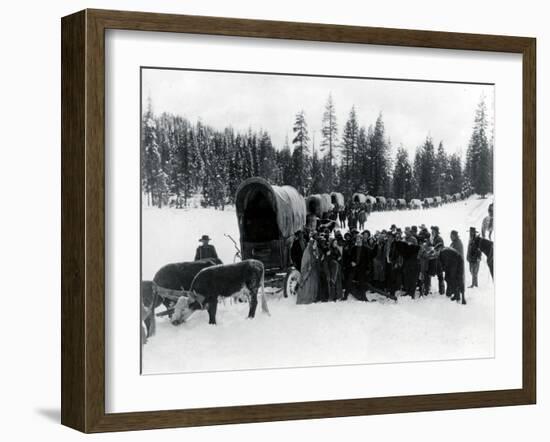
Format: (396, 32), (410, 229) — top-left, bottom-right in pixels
(194, 234), (219, 261)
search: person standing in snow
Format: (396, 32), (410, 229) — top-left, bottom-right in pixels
(194, 235), (219, 261)
(430, 226), (445, 295)
(297, 238), (321, 305)
(466, 227), (482, 288)
(404, 226), (418, 245)
(326, 238), (343, 301)
(450, 230), (464, 257)
(481, 202), (494, 240)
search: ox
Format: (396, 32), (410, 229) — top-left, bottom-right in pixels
(151, 258), (221, 311)
(171, 259), (270, 325)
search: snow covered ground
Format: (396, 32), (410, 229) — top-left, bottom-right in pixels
(141, 197), (495, 374)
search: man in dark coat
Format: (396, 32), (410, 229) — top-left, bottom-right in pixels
(430, 226), (445, 295)
(194, 234), (219, 261)
(404, 227), (418, 245)
(397, 237), (420, 298)
(466, 227), (482, 287)
(450, 230), (464, 257)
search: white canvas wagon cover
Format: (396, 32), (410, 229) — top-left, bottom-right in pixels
(236, 177), (306, 240)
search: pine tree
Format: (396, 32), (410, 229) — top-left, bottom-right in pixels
(277, 135), (293, 186)
(415, 136), (437, 198)
(465, 96), (491, 197)
(309, 149), (325, 194)
(320, 93), (338, 187)
(141, 98), (162, 207)
(447, 152), (463, 194)
(258, 131), (279, 183)
(291, 110), (311, 195)
(356, 126), (371, 193)
(369, 113), (392, 195)
(435, 141), (449, 196)
(392, 146), (414, 200)
(340, 106), (359, 195)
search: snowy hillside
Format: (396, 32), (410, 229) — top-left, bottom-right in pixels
(142, 196), (494, 375)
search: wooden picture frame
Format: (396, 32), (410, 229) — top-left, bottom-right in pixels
(61, 9), (536, 433)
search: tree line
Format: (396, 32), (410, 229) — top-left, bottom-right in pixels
(141, 95), (493, 208)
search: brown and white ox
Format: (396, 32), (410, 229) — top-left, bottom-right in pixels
(171, 259), (270, 325)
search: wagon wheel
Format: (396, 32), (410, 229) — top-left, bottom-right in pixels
(283, 268), (301, 298)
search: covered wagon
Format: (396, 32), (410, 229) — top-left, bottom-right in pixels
(352, 192), (367, 204)
(330, 192), (345, 210)
(386, 198), (396, 210)
(396, 198), (407, 210)
(409, 198), (422, 210)
(306, 194), (333, 218)
(236, 177), (306, 297)
(320, 193), (334, 215)
(423, 197), (434, 208)
(364, 195), (376, 205)
(375, 196), (387, 211)
(433, 196), (443, 207)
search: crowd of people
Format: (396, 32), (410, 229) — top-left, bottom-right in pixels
(193, 203), (494, 305)
(291, 203), (494, 304)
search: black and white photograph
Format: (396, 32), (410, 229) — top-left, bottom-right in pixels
(140, 67), (495, 375)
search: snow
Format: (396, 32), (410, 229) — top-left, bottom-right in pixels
(141, 197), (494, 374)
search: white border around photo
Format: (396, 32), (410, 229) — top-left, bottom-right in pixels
(105, 29), (522, 414)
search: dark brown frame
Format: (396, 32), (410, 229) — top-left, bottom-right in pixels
(61, 9), (536, 433)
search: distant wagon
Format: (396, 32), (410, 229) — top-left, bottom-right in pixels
(352, 193), (367, 204)
(306, 194), (333, 218)
(386, 198), (396, 210)
(423, 197), (434, 208)
(364, 195), (376, 206)
(330, 192), (345, 210)
(236, 177), (306, 297)
(444, 194), (452, 203)
(433, 196), (443, 207)
(409, 198), (422, 210)
(396, 198), (407, 210)
(452, 192), (461, 202)
(375, 196), (387, 211)
(320, 193), (334, 215)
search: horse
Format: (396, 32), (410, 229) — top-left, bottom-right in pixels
(357, 209), (367, 231)
(474, 236), (494, 279)
(338, 209), (347, 228)
(347, 209), (357, 231)
(437, 247), (466, 304)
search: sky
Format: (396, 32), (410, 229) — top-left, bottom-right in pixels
(142, 68), (494, 160)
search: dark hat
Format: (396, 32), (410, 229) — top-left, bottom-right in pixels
(450, 229), (458, 236)
(390, 224), (397, 229)
(431, 225), (439, 233)
(199, 234), (211, 242)
(469, 227), (478, 234)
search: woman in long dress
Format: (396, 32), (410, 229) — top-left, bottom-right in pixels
(327, 238), (343, 301)
(296, 239), (320, 304)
